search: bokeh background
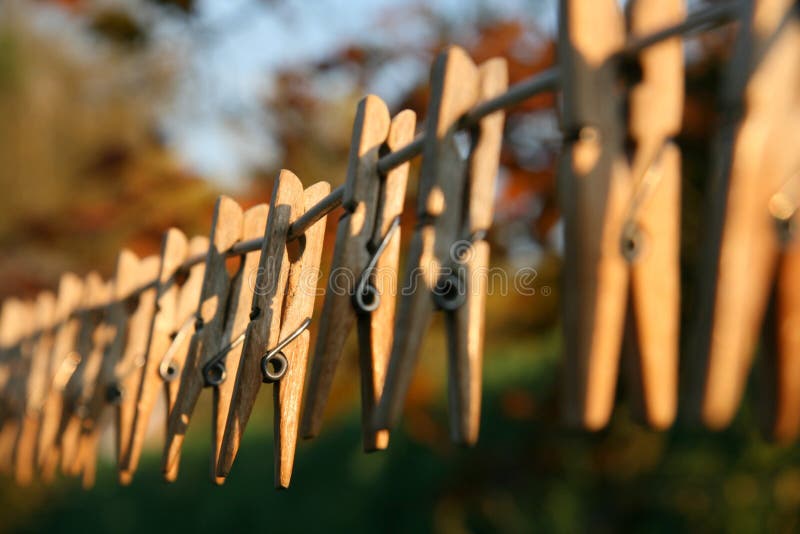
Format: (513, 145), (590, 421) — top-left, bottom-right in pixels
(1, 0), (800, 532)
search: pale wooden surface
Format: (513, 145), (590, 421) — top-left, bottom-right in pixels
(446, 57), (507, 446)
(301, 96), (390, 445)
(55, 273), (111, 478)
(694, 0), (800, 430)
(37, 273), (88, 482)
(125, 231), (208, 482)
(74, 250), (141, 488)
(41, 272), (107, 482)
(115, 255), (160, 484)
(622, 0), (684, 430)
(216, 169), (301, 477)
(0, 299), (33, 475)
(624, 145), (681, 429)
(359, 109), (416, 451)
(35, 273), (83, 474)
(771, 176), (800, 441)
(13, 291), (56, 486)
(211, 204), (268, 484)
(121, 228), (188, 482)
(301, 95), (415, 452)
(165, 236), (210, 422)
(759, 42), (800, 441)
(375, 46), (480, 432)
(163, 195), (244, 483)
(558, 0), (630, 430)
(274, 181), (329, 488)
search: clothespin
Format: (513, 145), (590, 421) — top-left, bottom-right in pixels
(216, 171), (329, 488)
(44, 272), (109, 478)
(374, 47), (508, 445)
(36, 273), (85, 482)
(39, 272), (106, 482)
(301, 96), (416, 451)
(558, 0), (684, 430)
(72, 250), (142, 488)
(114, 255), (161, 482)
(164, 198), (271, 485)
(689, 0), (800, 437)
(56, 274), (112, 480)
(0, 299), (33, 474)
(121, 231), (208, 483)
(14, 291), (57, 486)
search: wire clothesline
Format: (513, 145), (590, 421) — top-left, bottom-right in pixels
(26, 1), (738, 324)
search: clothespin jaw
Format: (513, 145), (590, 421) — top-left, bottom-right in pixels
(36, 273), (87, 482)
(115, 254), (160, 484)
(690, 0), (800, 431)
(217, 171), (330, 489)
(163, 195), (248, 484)
(301, 95), (416, 452)
(374, 47), (480, 438)
(14, 290), (56, 486)
(123, 229), (208, 483)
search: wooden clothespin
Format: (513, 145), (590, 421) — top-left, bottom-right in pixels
(558, 0), (684, 430)
(301, 96), (416, 451)
(121, 231), (208, 483)
(374, 47), (508, 445)
(163, 198), (269, 485)
(72, 250), (142, 488)
(114, 255), (161, 482)
(217, 171), (329, 488)
(51, 274), (110, 479)
(690, 0), (800, 437)
(56, 275), (113, 481)
(0, 299), (33, 474)
(39, 272), (106, 482)
(14, 291), (57, 486)
(36, 273), (85, 482)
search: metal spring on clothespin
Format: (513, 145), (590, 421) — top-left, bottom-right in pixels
(261, 318), (311, 383)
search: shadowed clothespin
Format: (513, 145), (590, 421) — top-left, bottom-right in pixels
(301, 95), (416, 452)
(13, 291), (57, 486)
(164, 197), (268, 484)
(557, 0), (684, 430)
(689, 0), (800, 438)
(374, 46), (508, 446)
(0, 299), (34, 475)
(72, 250), (143, 488)
(54, 275), (113, 482)
(216, 171), (329, 488)
(121, 231), (208, 483)
(114, 255), (160, 483)
(38, 272), (107, 483)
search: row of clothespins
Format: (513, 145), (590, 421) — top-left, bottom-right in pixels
(0, 43), (508, 489)
(0, 0), (798, 491)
